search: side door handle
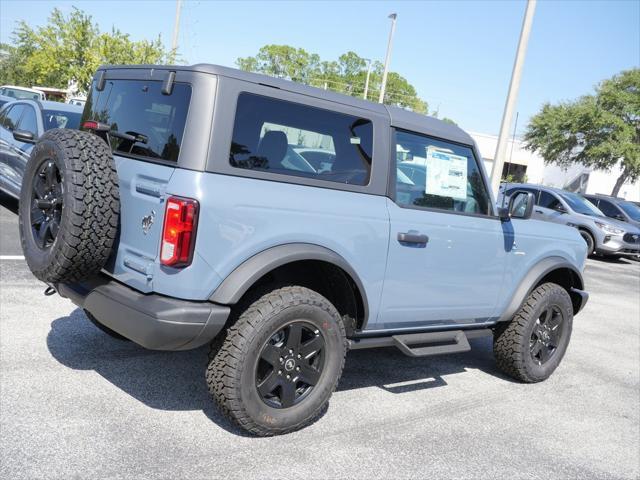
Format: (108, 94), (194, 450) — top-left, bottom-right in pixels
(535, 209), (544, 214)
(397, 232), (429, 246)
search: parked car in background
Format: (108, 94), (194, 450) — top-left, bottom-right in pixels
(0, 85), (46, 101)
(501, 183), (640, 258)
(583, 194), (640, 228)
(0, 99), (82, 198)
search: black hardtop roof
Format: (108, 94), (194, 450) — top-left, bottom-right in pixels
(97, 63), (475, 146)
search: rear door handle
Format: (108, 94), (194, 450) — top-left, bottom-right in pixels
(397, 232), (429, 246)
(535, 209), (544, 214)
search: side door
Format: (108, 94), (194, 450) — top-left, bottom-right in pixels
(533, 190), (567, 224)
(0, 104), (27, 196)
(377, 130), (506, 331)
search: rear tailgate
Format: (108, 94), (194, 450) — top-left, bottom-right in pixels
(102, 156), (175, 293)
(79, 67), (215, 293)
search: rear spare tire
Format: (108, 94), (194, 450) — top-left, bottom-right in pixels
(19, 129), (119, 284)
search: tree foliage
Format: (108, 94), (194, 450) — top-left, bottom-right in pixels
(237, 45), (428, 113)
(524, 68), (640, 196)
(0, 7), (171, 95)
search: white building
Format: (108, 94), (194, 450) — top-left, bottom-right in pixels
(470, 132), (640, 202)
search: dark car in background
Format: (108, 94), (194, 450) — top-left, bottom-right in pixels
(0, 99), (82, 199)
(583, 194), (640, 228)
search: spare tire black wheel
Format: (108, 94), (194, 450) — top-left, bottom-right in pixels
(19, 129), (119, 284)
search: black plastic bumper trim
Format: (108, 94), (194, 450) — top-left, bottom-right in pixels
(57, 276), (230, 351)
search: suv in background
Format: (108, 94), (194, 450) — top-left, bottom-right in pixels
(0, 99), (82, 198)
(19, 64), (589, 436)
(501, 183), (640, 258)
(583, 194), (640, 229)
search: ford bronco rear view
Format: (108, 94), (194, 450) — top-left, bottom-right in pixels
(18, 64), (588, 436)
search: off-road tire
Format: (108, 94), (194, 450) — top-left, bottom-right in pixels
(206, 286), (347, 436)
(84, 309), (129, 341)
(19, 129), (119, 283)
(493, 283), (573, 383)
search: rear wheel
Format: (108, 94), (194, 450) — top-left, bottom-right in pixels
(493, 283), (573, 383)
(206, 286), (347, 436)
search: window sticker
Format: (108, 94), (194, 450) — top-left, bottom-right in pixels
(424, 146), (468, 200)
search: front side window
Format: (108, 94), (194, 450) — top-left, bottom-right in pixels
(229, 93), (373, 185)
(18, 106), (38, 135)
(538, 191), (562, 210)
(596, 199), (623, 218)
(2, 105), (25, 132)
(394, 130), (491, 215)
(82, 79), (191, 162)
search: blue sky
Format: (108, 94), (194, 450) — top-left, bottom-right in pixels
(1, 0), (638, 135)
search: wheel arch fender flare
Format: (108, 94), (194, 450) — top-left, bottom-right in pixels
(209, 243), (369, 320)
(498, 256), (586, 322)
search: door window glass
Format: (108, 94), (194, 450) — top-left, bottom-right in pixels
(597, 199), (622, 218)
(18, 106), (38, 135)
(2, 105), (26, 131)
(229, 93), (373, 185)
(394, 130), (491, 215)
(538, 191), (562, 210)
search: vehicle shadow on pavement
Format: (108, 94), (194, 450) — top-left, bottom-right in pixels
(47, 308), (512, 436)
(0, 191), (19, 214)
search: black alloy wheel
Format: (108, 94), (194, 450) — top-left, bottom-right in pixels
(529, 305), (564, 365)
(30, 159), (63, 249)
(255, 321), (325, 409)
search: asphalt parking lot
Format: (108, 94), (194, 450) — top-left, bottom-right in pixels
(0, 191), (638, 480)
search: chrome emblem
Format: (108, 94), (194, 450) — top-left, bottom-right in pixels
(284, 359), (296, 372)
(141, 210), (156, 235)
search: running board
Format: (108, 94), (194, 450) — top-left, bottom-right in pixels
(349, 329), (490, 357)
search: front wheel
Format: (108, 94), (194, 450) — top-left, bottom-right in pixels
(493, 283), (573, 383)
(206, 286), (347, 436)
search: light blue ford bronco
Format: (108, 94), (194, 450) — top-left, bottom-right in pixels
(18, 64), (589, 436)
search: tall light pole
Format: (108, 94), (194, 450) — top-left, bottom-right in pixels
(363, 59), (372, 100)
(489, 0), (537, 195)
(170, 0), (183, 63)
(378, 13), (397, 104)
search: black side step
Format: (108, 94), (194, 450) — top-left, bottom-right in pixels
(392, 331), (471, 357)
(349, 329), (491, 357)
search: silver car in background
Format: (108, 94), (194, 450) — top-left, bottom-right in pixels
(500, 183), (640, 258)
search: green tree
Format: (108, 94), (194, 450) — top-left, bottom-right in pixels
(0, 7), (170, 95)
(237, 45), (427, 113)
(524, 68), (640, 196)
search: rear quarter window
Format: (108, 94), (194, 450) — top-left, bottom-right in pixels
(229, 93), (373, 186)
(81, 79), (191, 163)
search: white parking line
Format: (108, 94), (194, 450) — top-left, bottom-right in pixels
(0, 255), (25, 260)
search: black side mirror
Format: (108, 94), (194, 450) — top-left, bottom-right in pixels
(554, 204), (566, 213)
(13, 129), (36, 143)
(500, 191), (535, 221)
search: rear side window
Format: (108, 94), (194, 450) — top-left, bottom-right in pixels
(229, 93), (373, 185)
(82, 79), (191, 162)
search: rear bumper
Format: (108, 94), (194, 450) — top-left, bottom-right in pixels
(57, 275), (230, 351)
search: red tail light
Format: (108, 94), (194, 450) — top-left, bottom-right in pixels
(160, 196), (199, 267)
